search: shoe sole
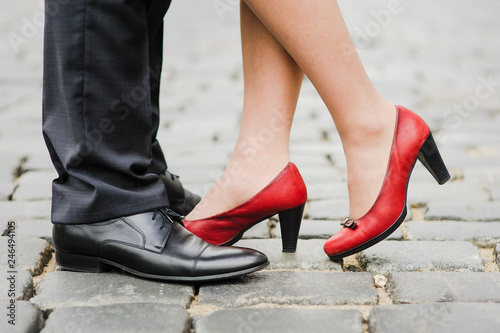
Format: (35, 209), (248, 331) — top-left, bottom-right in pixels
(55, 249), (269, 283)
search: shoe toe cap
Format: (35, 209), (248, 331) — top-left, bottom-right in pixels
(323, 228), (354, 256)
(193, 245), (268, 277)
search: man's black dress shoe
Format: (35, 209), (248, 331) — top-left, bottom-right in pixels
(160, 171), (201, 216)
(53, 209), (269, 282)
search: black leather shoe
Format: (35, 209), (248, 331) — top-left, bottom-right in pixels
(53, 209), (269, 282)
(160, 171), (201, 216)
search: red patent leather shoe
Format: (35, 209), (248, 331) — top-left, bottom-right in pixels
(324, 106), (450, 260)
(184, 163), (307, 252)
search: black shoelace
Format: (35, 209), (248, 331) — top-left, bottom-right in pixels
(152, 208), (185, 229)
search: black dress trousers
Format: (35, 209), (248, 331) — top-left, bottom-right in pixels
(43, 0), (173, 224)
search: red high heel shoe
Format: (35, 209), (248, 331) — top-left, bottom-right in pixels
(324, 106), (450, 260)
(184, 163), (307, 252)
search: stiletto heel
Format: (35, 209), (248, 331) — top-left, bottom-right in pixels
(55, 250), (112, 273)
(184, 163), (308, 249)
(417, 133), (450, 185)
(324, 106), (450, 260)
(279, 202), (305, 253)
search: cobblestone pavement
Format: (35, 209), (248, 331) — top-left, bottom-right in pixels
(2, 0), (500, 332)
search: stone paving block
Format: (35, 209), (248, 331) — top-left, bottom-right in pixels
(0, 155), (18, 200)
(41, 303), (191, 333)
(495, 244), (500, 268)
(306, 199), (349, 220)
(368, 303), (500, 333)
(445, 156), (500, 169)
(290, 125), (330, 143)
(490, 185), (500, 201)
(387, 227), (405, 240)
(22, 152), (54, 171)
(387, 272), (500, 304)
(276, 219), (341, 239)
(195, 308), (363, 333)
(236, 239), (343, 271)
(0, 267), (33, 300)
(297, 165), (344, 184)
(463, 167), (500, 184)
(192, 129), (237, 147)
(241, 220), (270, 240)
(406, 221), (500, 246)
(407, 181), (489, 204)
(159, 128), (218, 147)
(357, 241), (484, 274)
(169, 166), (223, 185)
(291, 143), (344, 163)
(160, 151), (227, 171)
(0, 236), (52, 276)
(32, 271), (195, 312)
(426, 201), (500, 221)
(326, 151), (348, 169)
(469, 144), (500, 157)
(198, 271), (377, 308)
(0, 200), (51, 221)
(0, 301), (44, 333)
(292, 154), (332, 168)
(14, 219), (53, 246)
(409, 164), (457, 183)
(0, 133), (48, 159)
(443, 130), (500, 146)
(0, 219), (7, 235)
(180, 183), (209, 199)
(12, 170), (57, 201)
(306, 182), (348, 200)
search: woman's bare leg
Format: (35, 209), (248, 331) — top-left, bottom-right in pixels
(186, 2), (304, 219)
(242, 0), (396, 219)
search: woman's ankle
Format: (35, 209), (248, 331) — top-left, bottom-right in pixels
(342, 103), (397, 219)
(340, 102), (396, 149)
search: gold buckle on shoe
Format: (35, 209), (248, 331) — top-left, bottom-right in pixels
(340, 218), (357, 230)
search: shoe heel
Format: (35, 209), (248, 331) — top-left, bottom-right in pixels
(278, 203), (305, 253)
(55, 250), (112, 273)
(417, 133), (451, 185)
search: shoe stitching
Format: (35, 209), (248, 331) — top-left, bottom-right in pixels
(121, 216), (147, 247)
